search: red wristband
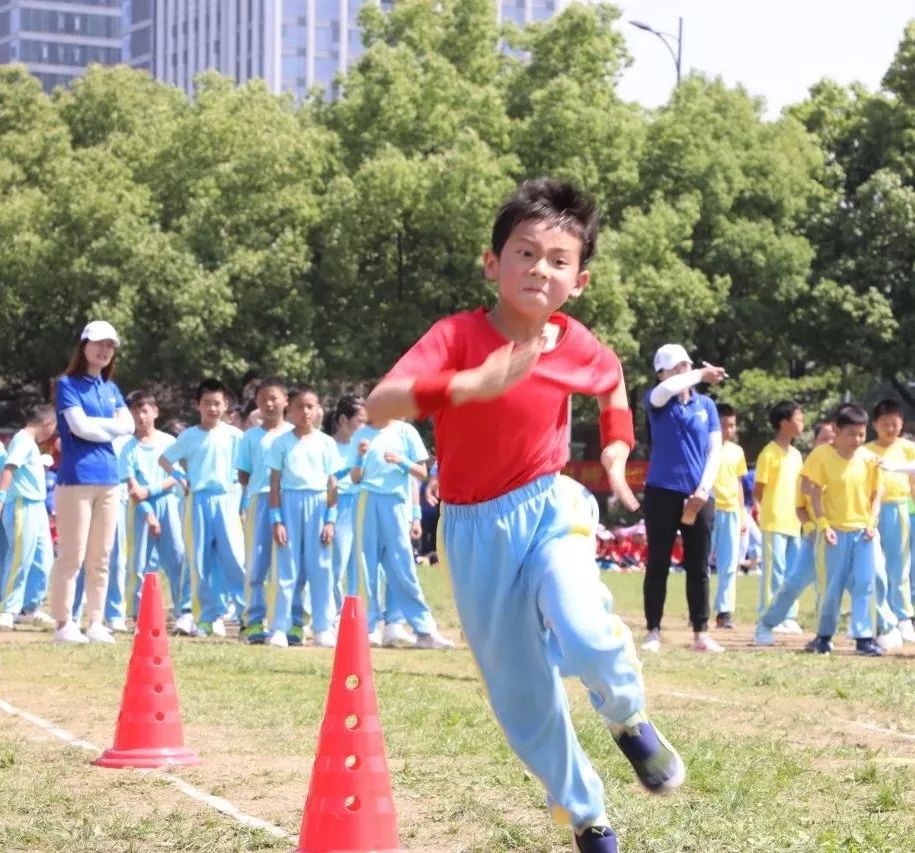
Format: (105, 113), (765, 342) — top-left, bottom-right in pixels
(412, 370), (457, 419)
(600, 407), (635, 450)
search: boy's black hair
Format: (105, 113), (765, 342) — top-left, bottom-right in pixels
(126, 389), (157, 410)
(255, 376), (287, 396)
(716, 403), (736, 419)
(288, 385), (318, 403)
(834, 402), (869, 429)
(491, 178), (599, 269)
(768, 399), (801, 431)
(872, 398), (904, 422)
(195, 378), (231, 402)
(24, 403), (56, 424)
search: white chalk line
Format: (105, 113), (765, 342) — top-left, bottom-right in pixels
(0, 698), (295, 841)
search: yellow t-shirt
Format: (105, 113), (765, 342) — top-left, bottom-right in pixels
(864, 439), (915, 503)
(801, 444), (882, 531)
(755, 441), (803, 536)
(713, 441), (748, 513)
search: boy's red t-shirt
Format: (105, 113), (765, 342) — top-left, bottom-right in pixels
(386, 308), (622, 505)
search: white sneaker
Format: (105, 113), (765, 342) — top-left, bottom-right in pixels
(415, 631), (455, 650)
(752, 622), (776, 646)
(368, 628), (382, 647)
(211, 617), (227, 638)
(0, 612), (15, 631)
(174, 613), (195, 636)
(641, 630), (661, 653)
(268, 630), (288, 648)
(382, 622), (417, 648)
(31, 611), (56, 630)
(876, 627), (903, 651)
(898, 618), (915, 644)
(313, 629), (337, 648)
(54, 621), (88, 644)
(780, 619), (803, 635)
(772, 621), (791, 634)
(692, 632), (725, 653)
(86, 621), (116, 644)
(108, 617), (130, 633)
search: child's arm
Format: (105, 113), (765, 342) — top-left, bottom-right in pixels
(409, 476), (422, 542)
(865, 480), (883, 540)
(804, 477), (836, 544)
(321, 475), (337, 545)
(269, 469), (287, 546)
(597, 380), (639, 512)
(350, 439), (368, 484)
(237, 470), (250, 514)
(383, 450), (427, 481)
(0, 463), (15, 513)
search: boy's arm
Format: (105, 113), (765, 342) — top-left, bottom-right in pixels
(0, 463), (15, 510)
(269, 468), (287, 546)
(321, 475), (338, 545)
(597, 380), (639, 512)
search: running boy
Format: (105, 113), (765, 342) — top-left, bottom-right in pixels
(160, 379), (246, 638)
(266, 387), (339, 648)
(237, 377), (292, 644)
(711, 403), (747, 629)
(754, 400), (804, 633)
(0, 404), (57, 630)
(122, 391), (190, 630)
(865, 399), (915, 643)
(805, 403), (883, 655)
(366, 178), (682, 852)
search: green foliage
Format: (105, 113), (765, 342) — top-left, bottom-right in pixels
(1, 7), (914, 432)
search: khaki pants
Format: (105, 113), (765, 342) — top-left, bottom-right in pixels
(50, 485), (120, 625)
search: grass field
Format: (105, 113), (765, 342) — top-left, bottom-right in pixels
(2, 567), (914, 852)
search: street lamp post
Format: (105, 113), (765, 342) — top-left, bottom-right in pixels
(629, 16), (683, 85)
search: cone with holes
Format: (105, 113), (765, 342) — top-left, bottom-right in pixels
(295, 594), (401, 853)
(95, 572), (201, 769)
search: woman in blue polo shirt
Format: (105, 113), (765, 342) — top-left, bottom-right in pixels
(49, 321), (134, 645)
(642, 344), (726, 654)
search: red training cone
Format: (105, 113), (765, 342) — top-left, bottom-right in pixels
(296, 595), (402, 853)
(95, 573), (201, 769)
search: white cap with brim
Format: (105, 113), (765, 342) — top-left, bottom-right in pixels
(81, 320), (120, 347)
(653, 343), (692, 373)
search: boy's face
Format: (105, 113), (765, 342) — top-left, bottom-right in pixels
(483, 220), (589, 320)
(289, 393), (319, 429)
(781, 409), (804, 438)
(874, 413), (903, 443)
(37, 417), (57, 444)
(256, 386), (288, 423)
(197, 391), (227, 426)
(720, 415), (738, 442)
(834, 423), (867, 453)
(131, 403), (158, 434)
(814, 422), (836, 447)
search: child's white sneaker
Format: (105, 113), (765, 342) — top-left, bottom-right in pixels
(211, 618), (227, 638)
(313, 629), (337, 648)
(367, 628), (382, 647)
(54, 621), (88, 644)
(30, 611), (56, 630)
(692, 632), (725, 653)
(876, 627), (903, 651)
(641, 630), (661, 653)
(0, 612), (15, 631)
(86, 621), (116, 644)
(415, 631), (455, 650)
(268, 630), (288, 648)
(174, 613), (195, 636)
(752, 622), (776, 646)
(382, 622), (417, 648)
(108, 617), (130, 633)
(779, 619), (803, 635)
(898, 618), (915, 644)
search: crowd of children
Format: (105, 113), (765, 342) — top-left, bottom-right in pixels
(0, 379), (453, 650)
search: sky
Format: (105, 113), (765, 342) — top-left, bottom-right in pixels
(611, 0), (914, 117)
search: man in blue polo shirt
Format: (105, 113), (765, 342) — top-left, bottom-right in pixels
(642, 344), (727, 654)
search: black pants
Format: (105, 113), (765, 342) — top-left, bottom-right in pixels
(643, 484), (714, 633)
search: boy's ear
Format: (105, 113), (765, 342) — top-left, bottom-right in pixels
(482, 249), (499, 281)
(569, 268), (590, 299)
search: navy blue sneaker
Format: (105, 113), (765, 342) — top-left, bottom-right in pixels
(574, 826), (619, 852)
(610, 716), (686, 792)
(813, 636), (832, 655)
(855, 637), (884, 657)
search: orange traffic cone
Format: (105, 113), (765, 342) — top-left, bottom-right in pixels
(295, 595), (401, 853)
(95, 572), (201, 769)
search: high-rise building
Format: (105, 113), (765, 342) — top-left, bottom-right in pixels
(0, 0), (123, 93)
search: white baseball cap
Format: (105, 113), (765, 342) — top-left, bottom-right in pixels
(80, 320), (120, 347)
(653, 343), (692, 372)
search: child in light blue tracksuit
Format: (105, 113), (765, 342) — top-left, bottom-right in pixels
(0, 405), (58, 630)
(266, 387), (340, 649)
(237, 378), (292, 644)
(160, 378), (246, 638)
(122, 391), (190, 626)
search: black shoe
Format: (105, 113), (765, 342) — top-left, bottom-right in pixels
(813, 636), (832, 655)
(715, 612), (734, 630)
(855, 637), (884, 657)
(574, 826), (619, 852)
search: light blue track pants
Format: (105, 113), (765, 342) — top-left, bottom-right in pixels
(440, 474), (645, 831)
(876, 502), (914, 623)
(356, 490), (434, 635)
(332, 492), (358, 607)
(760, 531), (799, 619)
(1, 499), (53, 616)
(712, 509), (741, 615)
(126, 495), (188, 619)
(276, 490), (335, 634)
(760, 533), (817, 628)
(186, 491), (246, 625)
(815, 529), (876, 639)
(244, 494), (276, 628)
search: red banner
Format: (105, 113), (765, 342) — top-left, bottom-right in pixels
(562, 460), (648, 493)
